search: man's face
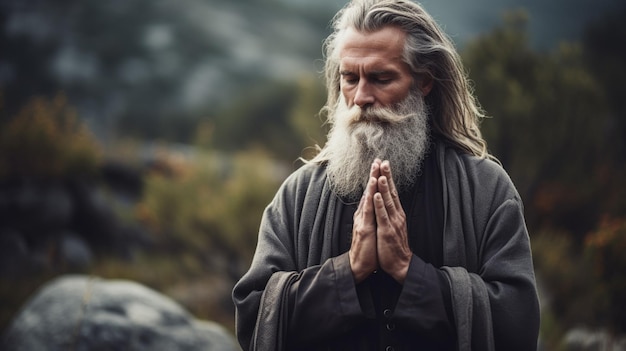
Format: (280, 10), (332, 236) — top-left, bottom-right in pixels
(338, 26), (414, 110)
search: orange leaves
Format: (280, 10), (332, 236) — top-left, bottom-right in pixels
(0, 93), (102, 179)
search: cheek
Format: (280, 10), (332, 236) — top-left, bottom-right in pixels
(340, 89), (355, 107)
(388, 82), (413, 103)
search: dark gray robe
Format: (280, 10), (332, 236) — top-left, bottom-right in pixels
(232, 141), (540, 351)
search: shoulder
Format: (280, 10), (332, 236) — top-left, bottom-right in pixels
(271, 162), (328, 206)
(281, 162), (327, 191)
(437, 141), (521, 203)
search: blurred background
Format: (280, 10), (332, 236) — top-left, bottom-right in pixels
(1, 0), (625, 349)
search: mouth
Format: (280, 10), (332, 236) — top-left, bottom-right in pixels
(353, 115), (387, 125)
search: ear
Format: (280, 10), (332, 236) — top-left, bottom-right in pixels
(418, 75), (434, 96)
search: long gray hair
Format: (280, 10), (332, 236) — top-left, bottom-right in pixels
(317, 0), (489, 159)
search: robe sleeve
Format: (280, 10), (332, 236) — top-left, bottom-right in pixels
(444, 198), (539, 351)
(246, 254), (363, 351)
(392, 255), (456, 342)
(439, 146), (540, 351)
(232, 168), (366, 351)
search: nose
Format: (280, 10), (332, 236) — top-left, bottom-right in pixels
(353, 80), (375, 108)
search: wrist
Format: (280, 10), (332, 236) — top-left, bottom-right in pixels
(349, 251), (374, 283)
(390, 255), (411, 284)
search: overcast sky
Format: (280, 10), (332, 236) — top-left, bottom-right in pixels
(296, 0), (625, 49)
(426, 0), (624, 48)
(2, 0), (624, 136)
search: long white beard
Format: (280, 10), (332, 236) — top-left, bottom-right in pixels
(322, 91), (430, 201)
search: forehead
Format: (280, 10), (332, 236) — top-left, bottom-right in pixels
(338, 26), (407, 69)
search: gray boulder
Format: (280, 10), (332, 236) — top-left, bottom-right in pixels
(563, 327), (626, 351)
(58, 233), (94, 269)
(2, 275), (239, 351)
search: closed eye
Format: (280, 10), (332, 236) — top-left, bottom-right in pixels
(340, 71), (358, 85)
(374, 77), (393, 85)
(370, 72), (396, 85)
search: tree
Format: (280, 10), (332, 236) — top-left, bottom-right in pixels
(210, 76), (326, 162)
(463, 10), (609, 236)
(583, 8), (626, 164)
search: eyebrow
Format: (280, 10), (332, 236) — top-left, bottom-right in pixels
(339, 70), (399, 80)
(340, 69), (398, 78)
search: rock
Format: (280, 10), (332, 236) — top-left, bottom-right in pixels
(563, 327), (626, 351)
(0, 229), (29, 275)
(38, 184), (74, 233)
(101, 160), (144, 199)
(67, 179), (119, 249)
(58, 233), (93, 269)
(0, 179), (73, 240)
(563, 328), (609, 351)
(1, 275), (239, 351)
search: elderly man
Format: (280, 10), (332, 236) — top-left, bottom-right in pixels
(232, 0), (540, 350)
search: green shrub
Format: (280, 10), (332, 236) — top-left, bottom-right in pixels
(585, 216), (626, 332)
(0, 94), (102, 179)
(532, 230), (607, 347)
(135, 147), (284, 266)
